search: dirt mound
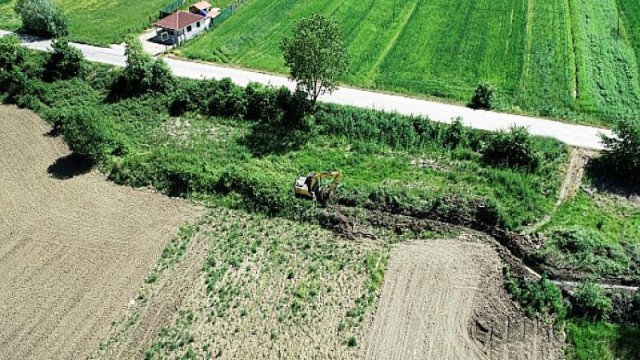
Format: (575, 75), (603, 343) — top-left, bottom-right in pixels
(0, 106), (198, 360)
(363, 240), (564, 360)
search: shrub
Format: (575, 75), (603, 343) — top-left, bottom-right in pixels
(469, 82), (495, 110)
(632, 291), (640, 325)
(44, 38), (85, 81)
(245, 82), (282, 122)
(15, 0), (69, 38)
(149, 58), (175, 94)
(441, 117), (468, 148)
(170, 80), (207, 115)
(0, 36), (28, 71)
(207, 78), (247, 118)
(533, 227), (630, 277)
(217, 160), (296, 215)
(483, 125), (540, 171)
(61, 108), (125, 162)
(572, 282), (612, 321)
(503, 266), (568, 322)
(0, 36), (44, 103)
(600, 117), (640, 183)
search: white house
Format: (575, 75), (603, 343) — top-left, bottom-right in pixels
(154, 8), (218, 45)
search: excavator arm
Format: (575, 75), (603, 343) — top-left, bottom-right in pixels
(294, 171), (341, 204)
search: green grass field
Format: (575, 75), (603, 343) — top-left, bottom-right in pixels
(566, 321), (640, 360)
(182, 0), (533, 102)
(181, 0), (640, 125)
(533, 170), (640, 278)
(0, 0), (232, 45)
(570, 0), (640, 117)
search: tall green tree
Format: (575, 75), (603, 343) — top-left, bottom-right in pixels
(601, 117), (640, 183)
(122, 36), (174, 94)
(15, 0), (69, 38)
(45, 38), (84, 81)
(280, 14), (348, 109)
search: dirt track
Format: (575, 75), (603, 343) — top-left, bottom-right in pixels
(363, 240), (564, 360)
(0, 106), (197, 359)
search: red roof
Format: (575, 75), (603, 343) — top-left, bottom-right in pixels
(155, 11), (204, 31)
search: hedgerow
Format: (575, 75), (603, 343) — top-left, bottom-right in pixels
(0, 48), (568, 231)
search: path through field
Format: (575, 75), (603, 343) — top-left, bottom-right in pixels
(0, 106), (197, 359)
(363, 240), (564, 359)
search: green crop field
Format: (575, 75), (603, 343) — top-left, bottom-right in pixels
(570, 0), (640, 117)
(181, 0), (640, 125)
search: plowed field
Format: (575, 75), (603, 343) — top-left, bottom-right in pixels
(363, 240), (564, 359)
(0, 106), (197, 360)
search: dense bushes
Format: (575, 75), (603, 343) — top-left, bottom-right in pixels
(15, 0), (68, 38)
(503, 266), (568, 322)
(533, 227), (635, 277)
(0, 47), (567, 230)
(44, 39), (84, 81)
(600, 117), (640, 183)
(60, 108), (125, 161)
(0, 36), (44, 103)
(170, 79), (308, 125)
(571, 282), (613, 321)
(483, 125), (540, 171)
(120, 36), (174, 95)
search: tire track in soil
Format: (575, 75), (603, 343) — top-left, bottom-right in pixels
(0, 106), (199, 360)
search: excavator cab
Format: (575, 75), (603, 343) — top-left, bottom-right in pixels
(294, 171), (341, 204)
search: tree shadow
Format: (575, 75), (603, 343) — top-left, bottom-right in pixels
(44, 122), (63, 137)
(585, 158), (640, 199)
(614, 326), (640, 358)
(47, 153), (93, 180)
(239, 122), (313, 157)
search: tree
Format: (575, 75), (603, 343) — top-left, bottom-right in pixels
(600, 117), (640, 183)
(44, 38), (84, 81)
(0, 35), (32, 101)
(122, 36), (174, 94)
(15, 0), (69, 38)
(280, 14), (349, 109)
(482, 125), (540, 172)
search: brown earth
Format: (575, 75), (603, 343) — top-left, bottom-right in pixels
(93, 209), (383, 359)
(0, 106), (198, 360)
(363, 240), (564, 360)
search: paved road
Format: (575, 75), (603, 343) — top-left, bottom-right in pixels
(1, 30), (611, 150)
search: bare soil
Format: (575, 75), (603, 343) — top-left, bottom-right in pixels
(0, 106), (198, 360)
(363, 240), (564, 360)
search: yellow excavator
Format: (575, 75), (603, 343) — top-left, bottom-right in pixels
(294, 171), (341, 204)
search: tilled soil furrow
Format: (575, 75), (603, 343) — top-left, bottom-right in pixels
(0, 106), (197, 360)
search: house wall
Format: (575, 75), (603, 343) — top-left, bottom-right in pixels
(181, 19), (207, 42)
